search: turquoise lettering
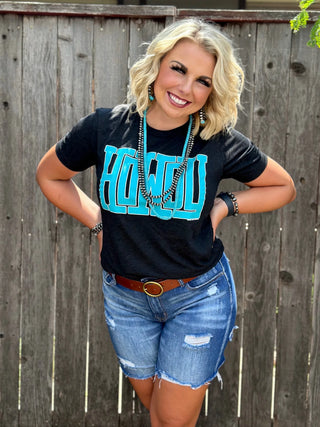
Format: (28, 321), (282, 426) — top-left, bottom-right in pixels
(99, 146), (207, 220)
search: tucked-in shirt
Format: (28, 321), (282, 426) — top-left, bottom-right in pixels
(56, 104), (267, 280)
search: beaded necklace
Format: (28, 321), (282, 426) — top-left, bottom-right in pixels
(137, 109), (195, 220)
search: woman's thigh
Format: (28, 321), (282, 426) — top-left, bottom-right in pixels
(150, 377), (208, 427)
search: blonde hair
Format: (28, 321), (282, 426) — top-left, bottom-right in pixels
(129, 18), (244, 140)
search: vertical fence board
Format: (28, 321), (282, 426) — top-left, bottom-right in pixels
(241, 23), (292, 427)
(85, 17), (132, 427)
(203, 22), (257, 427)
(52, 17), (94, 426)
(93, 17), (129, 107)
(0, 13), (22, 427)
(310, 227), (320, 425)
(309, 46), (320, 425)
(231, 23), (257, 139)
(128, 18), (165, 68)
(274, 28), (320, 427)
(19, 15), (57, 426)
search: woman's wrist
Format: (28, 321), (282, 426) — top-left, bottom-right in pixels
(213, 197), (228, 218)
(210, 197), (228, 229)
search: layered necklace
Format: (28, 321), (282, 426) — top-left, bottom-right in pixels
(137, 109), (195, 220)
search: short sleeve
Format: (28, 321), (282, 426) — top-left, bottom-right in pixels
(222, 129), (268, 182)
(55, 111), (97, 171)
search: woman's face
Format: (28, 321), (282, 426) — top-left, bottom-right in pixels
(148, 39), (215, 130)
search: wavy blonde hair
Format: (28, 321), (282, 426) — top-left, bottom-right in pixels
(129, 18), (244, 140)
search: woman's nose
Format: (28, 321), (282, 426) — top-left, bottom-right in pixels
(179, 77), (193, 96)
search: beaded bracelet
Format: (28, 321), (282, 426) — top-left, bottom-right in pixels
(217, 192), (239, 217)
(90, 222), (103, 236)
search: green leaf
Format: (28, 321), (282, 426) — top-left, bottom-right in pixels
(290, 15), (300, 31)
(299, 0), (316, 10)
(308, 16), (320, 47)
(290, 0), (320, 48)
(290, 10), (310, 31)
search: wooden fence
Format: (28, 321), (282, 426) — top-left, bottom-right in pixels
(0, 2), (319, 426)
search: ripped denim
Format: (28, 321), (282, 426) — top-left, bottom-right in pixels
(102, 252), (237, 389)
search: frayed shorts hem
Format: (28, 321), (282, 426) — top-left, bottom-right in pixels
(121, 366), (223, 390)
(155, 369), (221, 390)
(120, 367), (155, 382)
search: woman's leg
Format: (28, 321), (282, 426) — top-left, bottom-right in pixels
(129, 376), (207, 427)
(129, 377), (154, 410)
(150, 378), (208, 427)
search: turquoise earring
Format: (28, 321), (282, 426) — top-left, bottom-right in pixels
(148, 85), (154, 101)
(199, 108), (206, 125)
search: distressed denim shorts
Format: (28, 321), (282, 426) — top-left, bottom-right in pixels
(102, 253), (237, 389)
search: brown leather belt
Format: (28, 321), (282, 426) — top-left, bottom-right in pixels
(114, 274), (197, 297)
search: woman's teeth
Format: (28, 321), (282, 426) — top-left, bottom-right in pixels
(169, 93), (188, 106)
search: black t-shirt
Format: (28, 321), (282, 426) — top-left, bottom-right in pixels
(56, 104), (267, 280)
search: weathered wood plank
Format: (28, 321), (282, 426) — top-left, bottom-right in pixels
(231, 23), (257, 139)
(308, 44), (320, 425)
(205, 22), (257, 427)
(132, 412), (151, 427)
(128, 18), (166, 68)
(86, 261), (120, 427)
(85, 17), (131, 427)
(52, 17), (94, 426)
(0, 13), (23, 427)
(0, 2), (176, 18)
(274, 27), (320, 427)
(310, 226), (320, 425)
(131, 389), (151, 427)
(93, 18), (129, 108)
(19, 15), (57, 426)
(177, 9), (320, 23)
(1, 3), (319, 24)
(240, 23), (292, 427)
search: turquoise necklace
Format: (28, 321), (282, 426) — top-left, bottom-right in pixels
(137, 109), (194, 219)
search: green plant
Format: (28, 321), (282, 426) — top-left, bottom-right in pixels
(290, 0), (320, 47)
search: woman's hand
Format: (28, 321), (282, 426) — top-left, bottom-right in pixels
(210, 197), (228, 240)
(96, 231), (103, 260)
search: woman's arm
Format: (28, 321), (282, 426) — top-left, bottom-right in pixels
(36, 145), (102, 232)
(210, 157), (296, 233)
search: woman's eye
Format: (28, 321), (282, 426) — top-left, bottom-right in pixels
(171, 65), (185, 74)
(198, 79), (211, 88)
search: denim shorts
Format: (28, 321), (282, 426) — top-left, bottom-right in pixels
(102, 253), (237, 389)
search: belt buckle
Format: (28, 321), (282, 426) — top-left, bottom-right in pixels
(143, 281), (164, 297)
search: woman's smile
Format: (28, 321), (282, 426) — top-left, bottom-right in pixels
(167, 92), (191, 107)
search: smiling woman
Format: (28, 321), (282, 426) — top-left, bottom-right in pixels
(36, 18), (295, 427)
(129, 19), (245, 139)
